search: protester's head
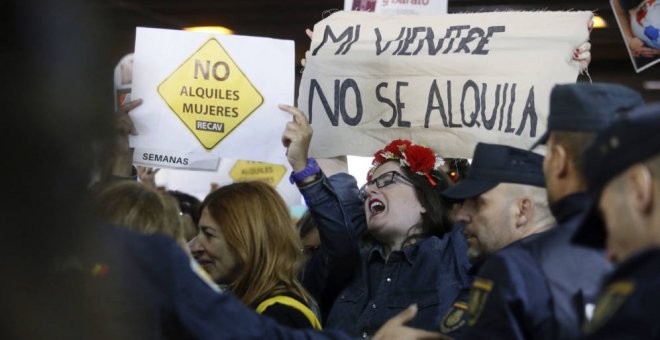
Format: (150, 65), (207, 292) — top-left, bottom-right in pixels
(191, 181), (312, 306)
(296, 211), (321, 261)
(536, 83), (644, 205)
(359, 140), (452, 252)
(442, 143), (553, 262)
(168, 190), (201, 242)
(574, 103), (660, 264)
(91, 181), (187, 250)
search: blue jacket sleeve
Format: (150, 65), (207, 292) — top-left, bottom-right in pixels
(103, 226), (352, 339)
(298, 173), (366, 315)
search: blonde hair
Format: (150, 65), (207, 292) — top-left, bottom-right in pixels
(201, 181), (313, 307)
(91, 181), (184, 246)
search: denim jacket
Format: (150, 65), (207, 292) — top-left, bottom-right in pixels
(299, 173), (472, 337)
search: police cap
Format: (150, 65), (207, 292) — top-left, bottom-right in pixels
(574, 103), (660, 248)
(442, 143), (545, 201)
(533, 83), (644, 148)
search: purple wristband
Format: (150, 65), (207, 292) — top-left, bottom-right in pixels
(289, 158), (320, 184)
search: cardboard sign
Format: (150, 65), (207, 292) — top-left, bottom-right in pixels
(130, 27), (294, 169)
(229, 160), (287, 186)
(299, 11), (591, 158)
(158, 39), (264, 149)
(155, 158), (301, 206)
(344, 0), (447, 15)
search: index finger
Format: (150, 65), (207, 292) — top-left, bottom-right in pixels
(118, 98), (143, 114)
(278, 104), (309, 125)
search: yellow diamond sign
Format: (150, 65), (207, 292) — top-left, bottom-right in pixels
(158, 38), (264, 150)
(229, 160), (287, 186)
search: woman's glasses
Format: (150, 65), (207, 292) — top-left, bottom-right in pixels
(358, 171), (416, 201)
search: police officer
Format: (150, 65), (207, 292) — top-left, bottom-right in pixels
(527, 83), (641, 338)
(439, 143), (555, 338)
(574, 103), (660, 339)
(439, 83), (643, 339)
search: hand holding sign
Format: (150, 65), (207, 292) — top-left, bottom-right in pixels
(137, 166), (160, 189)
(301, 29), (314, 68)
(573, 42), (592, 72)
(108, 99), (141, 178)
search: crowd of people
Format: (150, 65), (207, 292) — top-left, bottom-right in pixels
(6, 1), (660, 339)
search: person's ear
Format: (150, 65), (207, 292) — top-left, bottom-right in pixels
(515, 197), (534, 228)
(549, 143), (569, 179)
(627, 165), (654, 215)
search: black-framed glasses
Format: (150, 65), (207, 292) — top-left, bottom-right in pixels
(358, 171), (416, 201)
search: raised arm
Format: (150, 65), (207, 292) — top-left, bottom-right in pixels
(280, 104), (366, 312)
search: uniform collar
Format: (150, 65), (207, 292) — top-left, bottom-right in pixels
(608, 247), (660, 282)
(550, 192), (591, 223)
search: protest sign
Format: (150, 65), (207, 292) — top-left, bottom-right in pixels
(155, 158), (302, 206)
(299, 11), (591, 158)
(611, 0), (660, 73)
(344, 0), (447, 15)
(130, 27), (294, 169)
(113, 51), (221, 171)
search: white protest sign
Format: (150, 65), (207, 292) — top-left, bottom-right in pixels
(113, 52), (221, 171)
(135, 147), (221, 171)
(130, 27), (294, 169)
(344, 0), (447, 15)
(300, 11), (591, 158)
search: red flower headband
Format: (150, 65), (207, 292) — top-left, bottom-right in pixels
(368, 139), (443, 186)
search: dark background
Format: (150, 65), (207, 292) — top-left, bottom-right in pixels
(108, 0), (659, 100)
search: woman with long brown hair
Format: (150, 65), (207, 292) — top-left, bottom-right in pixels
(190, 181), (321, 330)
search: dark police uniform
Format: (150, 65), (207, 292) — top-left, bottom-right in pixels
(573, 102), (660, 339)
(440, 143), (550, 339)
(454, 193), (612, 339)
(84, 224), (351, 339)
(442, 83), (636, 339)
(582, 248), (660, 339)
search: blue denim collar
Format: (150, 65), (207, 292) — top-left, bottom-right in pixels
(367, 240), (425, 265)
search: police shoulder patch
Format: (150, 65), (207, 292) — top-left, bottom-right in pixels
(467, 277), (494, 326)
(440, 301), (468, 334)
(583, 280), (635, 334)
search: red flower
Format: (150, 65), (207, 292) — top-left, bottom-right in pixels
(373, 152), (387, 165)
(368, 139), (437, 185)
(384, 139), (411, 155)
(373, 139), (412, 165)
(405, 144), (436, 174)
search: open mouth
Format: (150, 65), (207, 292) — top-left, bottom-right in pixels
(369, 199), (386, 215)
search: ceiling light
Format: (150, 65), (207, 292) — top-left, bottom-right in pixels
(592, 15), (607, 29)
(184, 26), (234, 35)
